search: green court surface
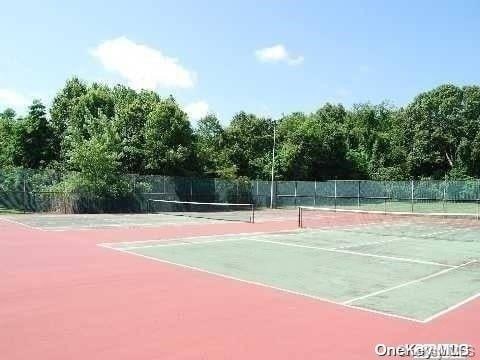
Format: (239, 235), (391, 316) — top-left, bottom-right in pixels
(334, 199), (480, 215)
(103, 224), (480, 322)
(3, 212), (245, 230)
(2, 208), (290, 230)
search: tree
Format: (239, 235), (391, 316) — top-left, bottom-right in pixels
(0, 109), (19, 167)
(224, 111), (274, 179)
(112, 86), (161, 173)
(194, 114), (234, 177)
(344, 102), (405, 179)
(16, 100), (55, 168)
(276, 104), (352, 180)
(61, 113), (126, 197)
(404, 85), (468, 178)
(50, 77), (88, 155)
(144, 97), (196, 175)
(51, 79), (115, 159)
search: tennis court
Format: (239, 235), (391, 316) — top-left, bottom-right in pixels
(2, 199), (480, 360)
(3, 202), (294, 230)
(100, 208), (480, 322)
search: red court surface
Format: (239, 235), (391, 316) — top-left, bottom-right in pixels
(1, 218), (478, 359)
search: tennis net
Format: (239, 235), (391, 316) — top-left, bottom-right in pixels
(298, 206), (480, 241)
(147, 199), (255, 223)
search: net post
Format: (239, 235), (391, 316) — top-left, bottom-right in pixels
(477, 199), (479, 221)
(251, 203), (255, 224)
(298, 206), (302, 228)
(314, 180), (317, 207)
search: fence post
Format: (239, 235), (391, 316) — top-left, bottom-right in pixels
(411, 180), (414, 213)
(477, 179), (479, 221)
(357, 180), (361, 208)
(214, 178), (217, 202)
(443, 177), (447, 214)
(132, 174), (136, 192)
(384, 181), (387, 214)
(334, 179), (337, 210)
(314, 180), (317, 207)
(294, 181), (297, 207)
(190, 179), (193, 201)
(23, 178), (27, 213)
(236, 180), (239, 203)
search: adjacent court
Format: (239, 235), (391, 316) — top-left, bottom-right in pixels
(100, 213), (480, 322)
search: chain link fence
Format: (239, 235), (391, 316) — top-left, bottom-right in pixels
(0, 169), (479, 216)
(275, 179), (480, 217)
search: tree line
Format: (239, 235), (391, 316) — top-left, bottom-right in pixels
(1, 78), (480, 196)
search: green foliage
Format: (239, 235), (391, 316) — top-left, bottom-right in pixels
(194, 114), (234, 177)
(224, 111), (274, 179)
(58, 113), (128, 196)
(15, 100), (56, 168)
(0, 110), (19, 167)
(144, 97), (196, 175)
(404, 85), (469, 178)
(2, 78), (480, 192)
(112, 86), (160, 173)
(276, 105), (353, 180)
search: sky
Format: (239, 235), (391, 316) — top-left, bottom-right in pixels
(1, 0), (480, 124)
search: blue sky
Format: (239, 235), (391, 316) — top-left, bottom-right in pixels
(1, 0), (479, 123)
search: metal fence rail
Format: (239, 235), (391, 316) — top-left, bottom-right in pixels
(0, 169), (479, 216)
(275, 179), (480, 218)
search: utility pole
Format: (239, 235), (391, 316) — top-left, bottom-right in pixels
(270, 121), (276, 208)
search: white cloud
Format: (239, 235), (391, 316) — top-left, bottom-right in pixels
(185, 100), (209, 121)
(0, 89), (30, 110)
(255, 44), (304, 66)
(90, 37), (196, 90)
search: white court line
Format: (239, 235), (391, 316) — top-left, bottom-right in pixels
(246, 238), (454, 268)
(422, 291), (480, 323)
(343, 260), (477, 305)
(0, 217), (46, 231)
(98, 229), (301, 248)
(98, 244), (424, 323)
(23, 217), (239, 232)
(420, 228), (461, 238)
(121, 237), (243, 250)
(33, 214), (295, 231)
(320, 225), (469, 243)
(334, 237), (403, 250)
(108, 231), (454, 268)
(43, 221), (203, 232)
